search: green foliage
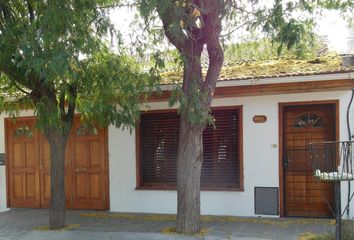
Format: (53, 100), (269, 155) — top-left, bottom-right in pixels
(273, 19), (315, 57)
(168, 79), (213, 126)
(76, 49), (158, 130)
(135, 0), (353, 126)
(0, 0), (158, 133)
(249, 0), (352, 55)
(298, 232), (334, 240)
(224, 36), (325, 63)
(185, 81), (214, 126)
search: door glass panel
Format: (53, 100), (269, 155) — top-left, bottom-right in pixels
(294, 113), (323, 128)
(14, 126), (33, 138)
(76, 124), (98, 136)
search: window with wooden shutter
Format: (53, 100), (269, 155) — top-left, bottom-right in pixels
(137, 106), (243, 191)
(202, 109), (241, 189)
(139, 111), (179, 188)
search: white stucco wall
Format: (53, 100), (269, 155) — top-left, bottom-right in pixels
(0, 166), (6, 212)
(1, 91), (354, 218)
(0, 113), (8, 212)
(109, 90), (354, 218)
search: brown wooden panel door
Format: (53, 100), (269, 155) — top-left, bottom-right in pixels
(6, 116), (109, 210)
(71, 119), (108, 210)
(6, 118), (40, 208)
(283, 104), (335, 217)
(38, 135), (73, 208)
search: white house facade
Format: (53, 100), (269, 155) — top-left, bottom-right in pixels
(1, 71), (354, 219)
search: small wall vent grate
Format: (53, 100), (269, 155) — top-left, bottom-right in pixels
(0, 154), (5, 165)
(254, 187), (279, 215)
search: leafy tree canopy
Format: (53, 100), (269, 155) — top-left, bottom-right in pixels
(0, 0), (158, 131)
(120, 0), (353, 67)
(0, 0), (160, 230)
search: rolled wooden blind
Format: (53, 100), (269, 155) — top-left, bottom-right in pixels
(202, 109), (240, 189)
(140, 112), (179, 187)
(139, 108), (241, 189)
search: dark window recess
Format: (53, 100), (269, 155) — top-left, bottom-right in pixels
(139, 108), (241, 189)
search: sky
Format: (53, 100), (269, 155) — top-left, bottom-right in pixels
(110, 7), (353, 54)
(317, 10), (351, 53)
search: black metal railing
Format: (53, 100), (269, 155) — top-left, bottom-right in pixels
(310, 141), (354, 181)
(309, 141), (354, 240)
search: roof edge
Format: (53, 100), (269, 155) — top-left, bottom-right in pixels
(159, 71), (354, 90)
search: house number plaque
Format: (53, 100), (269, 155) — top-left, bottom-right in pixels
(253, 115), (267, 123)
(0, 154), (5, 165)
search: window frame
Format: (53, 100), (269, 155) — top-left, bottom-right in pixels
(135, 105), (244, 191)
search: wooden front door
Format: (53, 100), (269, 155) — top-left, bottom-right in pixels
(71, 120), (108, 210)
(6, 117), (108, 210)
(283, 104), (336, 217)
(6, 119), (40, 208)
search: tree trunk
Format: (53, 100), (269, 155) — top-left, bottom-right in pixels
(176, 45), (206, 233)
(168, 2), (223, 234)
(45, 130), (69, 230)
(176, 109), (204, 234)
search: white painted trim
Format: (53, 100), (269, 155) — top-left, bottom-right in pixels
(158, 72), (354, 90)
(350, 72), (354, 79)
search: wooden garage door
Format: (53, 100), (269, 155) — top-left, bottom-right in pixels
(6, 117), (109, 210)
(6, 119), (40, 208)
(71, 119), (108, 210)
(283, 104), (335, 217)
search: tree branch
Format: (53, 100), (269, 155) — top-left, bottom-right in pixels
(59, 91), (65, 117)
(65, 84), (77, 124)
(156, 0), (189, 53)
(8, 78), (31, 95)
(97, 2), (139, 9)
(0, 3), (11, 20)
(27, 0), (34, 22)
(0, 64), (33, 90)
(220, 17), (259, 38)
(201, 0), (224, 105)
(26, 0), (34, 22)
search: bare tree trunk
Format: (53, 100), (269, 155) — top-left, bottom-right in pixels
(176, 110), (205, 234)
(45, 130), (69, 230)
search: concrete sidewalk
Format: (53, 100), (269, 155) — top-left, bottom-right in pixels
(0, 209), (334, 240)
